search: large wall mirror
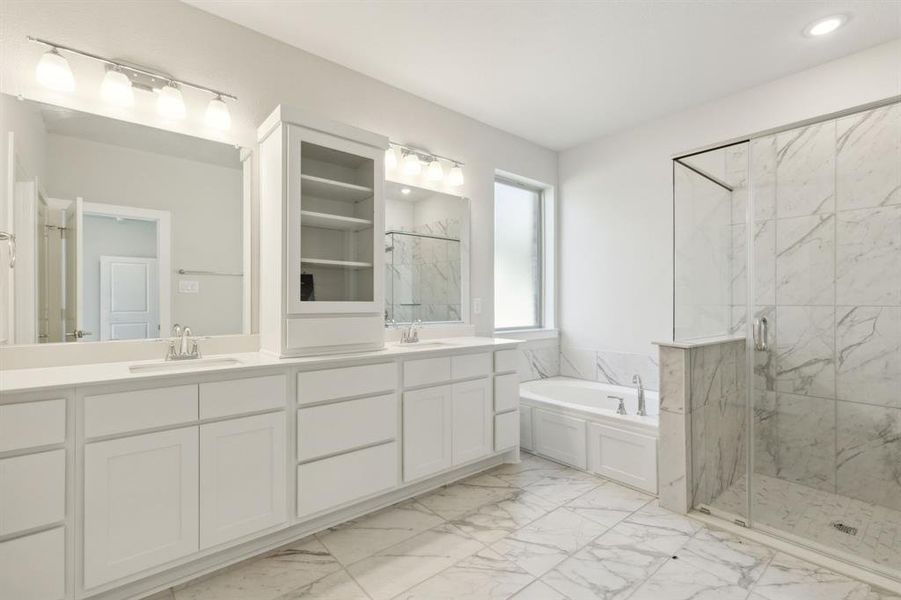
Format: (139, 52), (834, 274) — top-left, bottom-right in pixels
(0, 94), (249, 345)
(384, 181), (468, 325)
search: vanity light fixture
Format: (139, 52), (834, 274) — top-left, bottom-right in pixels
(35, 47), (75, 92)
(448, 163), (464, 187)
(28, 36), (237, 124)
(426, 159), (444, 182)
(402, 151), (422, 176)
(157, 84), (186, 120)
(804, 14), (847, 37)
(385, 146), (399, 170)
(100, 67), (134, 107)
(205, 94), (231, 130)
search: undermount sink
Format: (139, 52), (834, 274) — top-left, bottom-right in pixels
(128, 357), (243, 373)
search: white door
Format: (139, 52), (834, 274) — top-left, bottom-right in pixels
(199, 412), (287, 549)
(99, 256), (159, 340)
(403, 385), (452, 481)
(64, 197), (85, 341)
(83, 427), (199, 588)
(452, 378), (493, 465)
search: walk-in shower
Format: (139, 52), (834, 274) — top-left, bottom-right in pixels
(674, 99), (901, 580)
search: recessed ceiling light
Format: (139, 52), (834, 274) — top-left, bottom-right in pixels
(804, 15), (847, 37)
(401, 188), (411, 195)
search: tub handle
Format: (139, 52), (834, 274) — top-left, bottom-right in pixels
(608, 395), (627, 415)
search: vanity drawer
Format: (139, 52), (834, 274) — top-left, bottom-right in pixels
(451, 353), (492, 380)
(297, 442), (397, 517)
(494, 349), (518, 373)
(84, 385), (198, 438)
(200, 374), (286, 419)
(297, 363), (396, 405)
(494, 373), (520, 413)
(297, 394), (396, 461)
(0, 527), (65, 600)
(495, 411), (518, 451)
(0, 399), (66, 452)
(403, 357), (451, 388)
(0, 449), (66, 536)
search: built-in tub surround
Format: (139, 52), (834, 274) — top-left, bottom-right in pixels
(560, 344), (659, 391)
(519, 376), (658, 494)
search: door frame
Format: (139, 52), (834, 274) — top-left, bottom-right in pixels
(82, 202), (171, 338)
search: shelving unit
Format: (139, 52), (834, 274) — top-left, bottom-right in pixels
(299, 210), (373, 232)
(300, 258), (373, 269)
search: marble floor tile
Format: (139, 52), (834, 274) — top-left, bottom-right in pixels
(393, 549), (534, 600)
(563, 480), (654, 528)
(677, 528), (775, 588)
(417, 477), (520, 520)
(489, 507), (608, 576)
(316, 499), (444, 565)
(346, 523), (483, 600)
(451, 489), (557, 544)
(750, 552), (875, 600)
(628, 555), (750, 600)
(276, 570), (369, 600)
(512, 579), (569, 600)
(172, 537), (344, 600)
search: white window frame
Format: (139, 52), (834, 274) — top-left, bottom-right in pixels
(493, 171), (556, 338)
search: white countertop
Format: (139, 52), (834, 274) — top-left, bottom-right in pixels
(0, 337), (521, 394)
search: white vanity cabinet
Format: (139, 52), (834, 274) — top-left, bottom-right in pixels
(451, 378), (493, 464)
(403, 385), (453, 481)
(258, 105), (390, 357)
(83, 427), (200, 588)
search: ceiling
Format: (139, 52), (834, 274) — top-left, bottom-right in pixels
(184, 1), (901, 150)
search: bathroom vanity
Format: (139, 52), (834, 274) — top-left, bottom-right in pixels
(0, 337), (521, 600)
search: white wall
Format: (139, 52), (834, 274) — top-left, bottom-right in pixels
(558, 39), (901, 360)
(46, 134), (243, 337)
(0, 0), (558, 338)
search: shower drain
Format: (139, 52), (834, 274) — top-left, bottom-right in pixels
(831, 521), (858, 536)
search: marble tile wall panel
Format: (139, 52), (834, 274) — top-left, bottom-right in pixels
(835, 306), (901, 408)
(775, 213), (835, 306)
(657, 345), (691, 514)
(775, 121), (835, 218)
(750, 135), (777, 222)
(517, 339), (561, 383)
(836, 401), (901, 511)
(835, 205), (901, 306)
(836, 101), (901, 211)
(774, 305), (834, 398)
(559, 345), (659, 390)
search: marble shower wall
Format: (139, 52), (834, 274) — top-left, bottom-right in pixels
(748, 102), (901, 513)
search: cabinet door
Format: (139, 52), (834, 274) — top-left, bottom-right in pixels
(200, 412), (287, 548)
(0, 527), (65, 600)
(533, 409), (587, 469)
(451, 378), (492, 465)
(84, 427), (199, 588)
(403, 385), (452, 481)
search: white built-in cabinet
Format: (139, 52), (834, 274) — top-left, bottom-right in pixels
(403, 385), (453, 481)
(451, 378), (493, 464)
(83, 427), (200, 588)
(258, 105), (389, 356)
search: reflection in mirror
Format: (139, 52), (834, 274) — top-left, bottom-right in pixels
(0, 94), (246, 345)
(384, 181), (466, 324)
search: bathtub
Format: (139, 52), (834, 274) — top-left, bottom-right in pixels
(519, 376), (659, 493)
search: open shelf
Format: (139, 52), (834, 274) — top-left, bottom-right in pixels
(301, 174), (373, 202)
(301, 258), (373, 270)
(301, 210), (372, 232)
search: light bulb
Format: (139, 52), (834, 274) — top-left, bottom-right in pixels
(385, 147), (399, 170)
(205, 95), (231, 130)
(426, 159), (444, 182)
(401, 188), (411, 195)
(35, 48), (75, 92)
(448, 164), (464, 186)
(805, 15), (846, 37)
(157, 84), (186, 119)
(402, 152), (422, 176)
(100, 68), (134, 107)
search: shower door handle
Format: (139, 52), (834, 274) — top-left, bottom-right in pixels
(753, 317), (768, 351)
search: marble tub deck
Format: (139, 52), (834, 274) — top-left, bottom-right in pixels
(151, 454), (899, 600)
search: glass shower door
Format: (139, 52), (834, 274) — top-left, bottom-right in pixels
(748, 101), (901, 578)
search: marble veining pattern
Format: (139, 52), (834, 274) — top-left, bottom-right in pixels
(164, 453), (898, 600)
(560, 345), (659, 391)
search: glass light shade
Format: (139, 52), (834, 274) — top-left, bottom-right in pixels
(426, 159), (444, 181)
(36, 49), (75, 92)
(448, 164), (464, 186)
(402, 153), (422, 176)
(100, 69), (134, 107)
(385, 147), (399, 170)
(205, 96), (231, 130)
(157, 84), (186, 119)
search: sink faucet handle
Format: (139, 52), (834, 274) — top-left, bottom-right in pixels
(171, 323), (182, 338)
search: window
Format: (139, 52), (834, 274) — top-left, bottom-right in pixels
(494, 178), (544, 330)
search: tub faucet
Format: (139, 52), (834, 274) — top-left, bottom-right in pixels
(633, 374), (647, 416)
(609, 395), (627, 415)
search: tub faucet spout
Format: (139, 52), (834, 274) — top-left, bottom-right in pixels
(633, 374), (647, 417)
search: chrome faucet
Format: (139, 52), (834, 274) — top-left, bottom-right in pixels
(166, 324), (201, 361)
(609, 395), (627, 415)
(401, 319), (422, 344)
(633, 374), (647, 416)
